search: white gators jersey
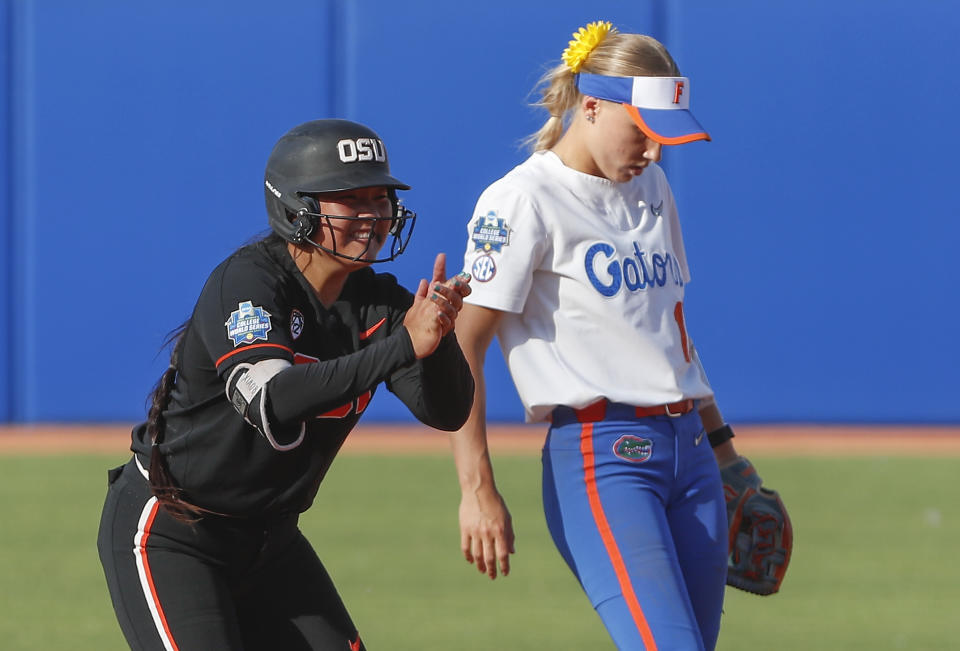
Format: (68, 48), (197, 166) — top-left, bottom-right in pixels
(462, 150), (714, 422)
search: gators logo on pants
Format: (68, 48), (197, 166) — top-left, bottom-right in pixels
(613, 435), (653, 462)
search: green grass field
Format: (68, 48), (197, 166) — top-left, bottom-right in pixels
(1, 451), (957, 650)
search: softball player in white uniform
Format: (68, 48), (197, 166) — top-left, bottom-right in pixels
(450, 22), (743, 650)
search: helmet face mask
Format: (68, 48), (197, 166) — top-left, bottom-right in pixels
(290, 192), (417, 263)
(264, 119), (416, 263)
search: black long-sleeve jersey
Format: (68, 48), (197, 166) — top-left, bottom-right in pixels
(131, 235), (474, 518)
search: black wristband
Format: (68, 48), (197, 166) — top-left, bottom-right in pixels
(708, 424), (735, 448)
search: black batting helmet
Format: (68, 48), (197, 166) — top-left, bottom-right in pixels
(264, 119), (415, 262)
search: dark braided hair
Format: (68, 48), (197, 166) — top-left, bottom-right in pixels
(146, 235), (280, 522)
(144, 323), (223, 522)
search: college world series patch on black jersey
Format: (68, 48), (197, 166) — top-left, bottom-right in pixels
(225, 301), (273, 346)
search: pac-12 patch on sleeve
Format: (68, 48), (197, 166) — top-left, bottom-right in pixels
(290, 308), (304, 340)
(225, 301), (273, 346)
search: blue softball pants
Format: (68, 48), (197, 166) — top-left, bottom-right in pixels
(543, 403), (728, 650)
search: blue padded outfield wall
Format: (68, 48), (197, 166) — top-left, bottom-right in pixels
(1, 0), (958, 424)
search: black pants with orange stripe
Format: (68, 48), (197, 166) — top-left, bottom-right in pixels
(96, 458), (365, 651)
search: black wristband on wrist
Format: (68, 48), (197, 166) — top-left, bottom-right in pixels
(708, 424), (735, 448)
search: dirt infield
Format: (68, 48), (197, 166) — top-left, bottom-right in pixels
(1, 423), (959, 456)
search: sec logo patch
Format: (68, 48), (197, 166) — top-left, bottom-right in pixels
(472, 254), (497, 282)
(613, 435), (653, 462)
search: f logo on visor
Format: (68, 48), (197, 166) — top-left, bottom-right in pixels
(673, 80), (685, 104)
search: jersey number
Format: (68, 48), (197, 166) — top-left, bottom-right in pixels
(674, 301), (691, 363)
(294, 352), (372, 419)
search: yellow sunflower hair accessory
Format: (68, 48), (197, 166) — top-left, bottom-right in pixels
(561, 21), (615, 73)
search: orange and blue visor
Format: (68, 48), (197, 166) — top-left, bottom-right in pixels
(576, 73), (710, 145)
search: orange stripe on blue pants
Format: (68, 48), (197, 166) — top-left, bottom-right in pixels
(542, 406), (727, 650)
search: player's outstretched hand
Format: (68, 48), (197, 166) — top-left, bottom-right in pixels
(404, 253), (472, 359)
(459, 486), (515, 579)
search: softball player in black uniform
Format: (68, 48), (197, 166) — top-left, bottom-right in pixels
(97, 119), (474, 650)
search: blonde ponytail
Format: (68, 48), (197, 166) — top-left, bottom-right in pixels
(524, 63), (581, 151)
